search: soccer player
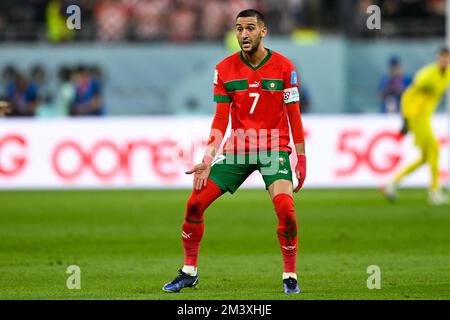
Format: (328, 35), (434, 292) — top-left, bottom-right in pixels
(383, 47), (450, 205)
(163, 9), (306, 294)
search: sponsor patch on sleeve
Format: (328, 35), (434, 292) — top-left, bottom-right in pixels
(290, 71), (298, 85)
(283, 87), (300, 104)
(214, 69), (218, 85)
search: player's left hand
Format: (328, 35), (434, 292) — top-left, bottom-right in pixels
(293, 154), (306, 193)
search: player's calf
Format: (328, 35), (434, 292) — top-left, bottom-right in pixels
(165, 179), (223, 293)
(182, 179), (223, 267)
(272, 193), (300, 293)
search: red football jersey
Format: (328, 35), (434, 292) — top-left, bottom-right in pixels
(213, 49), (300, 154)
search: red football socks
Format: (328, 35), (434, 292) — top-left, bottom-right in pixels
(272, 193), (298, 273)
(182, 179), (223, 267)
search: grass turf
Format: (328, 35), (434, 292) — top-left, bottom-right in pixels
(0, 188), (449, 300)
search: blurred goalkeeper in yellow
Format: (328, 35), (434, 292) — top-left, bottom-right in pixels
(383, 47), (450, 205)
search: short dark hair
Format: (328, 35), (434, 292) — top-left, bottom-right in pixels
(438, 47), (450, 55)
(75, 65), (87, 74)
(58, 66), (72, 82)
(236, 9), (265, 25)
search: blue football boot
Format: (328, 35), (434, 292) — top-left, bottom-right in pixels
(283, 277), (301, 294)
(162, 269), (199, 293)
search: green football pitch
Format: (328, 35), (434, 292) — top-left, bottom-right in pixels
(0, 188), (449, 300)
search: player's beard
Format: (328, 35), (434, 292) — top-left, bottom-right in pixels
(240, 34), (262, 55)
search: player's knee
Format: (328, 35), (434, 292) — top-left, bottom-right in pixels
(273, 193), (295, 216)
(278, 201), (294, 215)
(186, 194), (205, 220)
(273, 194), (297, 236)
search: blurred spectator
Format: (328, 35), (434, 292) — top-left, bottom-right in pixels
(378, 56), (412, 113)
(132, 0), (170, 41)
(71, 65), (104, 116)
(300, 85), (311, 113)
(30, 64), (52, 104)
(227, 0), (257, 22)
(89, 65), (104, 84)
(6, 73), (39, 117)
(88, 64), (105, 113)
(95, 0), (130, 42)
(201, 0), (227, 41)
(0, 0), (447, 41)
(381, 0), (401, 19)
(46, 0), (75, 42)
(427, 0), (445, 16)
(0, 2), (8, 41)
(30, 64), (46, 87)
(279, 0), (305, 33)
(54, 66), (76, 117)
(1, 65), (19, 96)
(347, 0), (382, 38)
(1, 63), (105, 117)
(168, 2), (197, 42)
(224, 28), (241, 54)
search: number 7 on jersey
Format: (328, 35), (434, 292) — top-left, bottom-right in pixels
(249, 93), (260, 114)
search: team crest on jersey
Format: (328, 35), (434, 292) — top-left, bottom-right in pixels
(270, 82), (276, 89)
(290, 71), (298, 85)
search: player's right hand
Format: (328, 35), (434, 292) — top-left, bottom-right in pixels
(185, 155), (213, 190)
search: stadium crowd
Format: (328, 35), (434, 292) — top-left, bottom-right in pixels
(0, 0), (445, 42)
